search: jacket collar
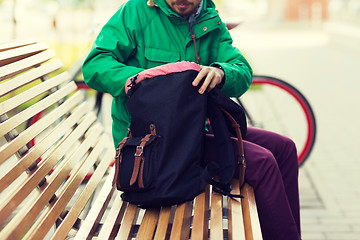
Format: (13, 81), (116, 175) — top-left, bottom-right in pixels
(188, 0), (203, 24)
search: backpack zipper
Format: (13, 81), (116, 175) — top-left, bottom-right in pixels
(127, 74), (139, 88)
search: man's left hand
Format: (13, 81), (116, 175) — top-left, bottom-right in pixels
(192, 65), (224, 94)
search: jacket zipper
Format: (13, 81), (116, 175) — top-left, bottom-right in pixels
(189, 24), (200, 63)
(188, 15), (218, 64)
(170, 14), (218, 64)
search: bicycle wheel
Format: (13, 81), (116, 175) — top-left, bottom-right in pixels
(235, 75), (316, 166)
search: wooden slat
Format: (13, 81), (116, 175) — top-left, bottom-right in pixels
(115, 203), (139, 240)
(0, 102), (89, 220)
(191, 185), (210, 240)
(0, 91), (83, 165)
(0, 49), (55, 81)
(0, 42), (48, 67)
(136, 208), (160, 240)
(169, 201), (193, 240)
(0, 59), (63, 97)
(241, 183), (262, 240)
(43, 120), (103, 186)
(0, 108), (93, 235)
(228, 179), (246, 240)
(97, 192), (128, 240)
(74, 167), (116, 240)
(0, 40), (36, 52)
(153, 207), (173, 240)
(53, 146), (115, 240)
(0, 81), (76, 138)
(0, 96), (85, 193)
(0, 102), (89, 225)
(2, 119), (100, 239)
(24, 133), (108, 240)
(210, 188), (224, 240)
(0, 71), (70, 116)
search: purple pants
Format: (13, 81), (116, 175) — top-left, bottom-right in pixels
(204, 127), (301, 239)
(243, 127), (301, 240)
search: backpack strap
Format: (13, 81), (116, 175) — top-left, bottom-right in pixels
(221, 108), (246, 187)
(205, 88), (247, 197)
(112, 137), (129, 187)
(203, 167), (244, 198)
(206, 103), (235, 185)
(130, 124), (157, 188)
(130, 134), (151, 187)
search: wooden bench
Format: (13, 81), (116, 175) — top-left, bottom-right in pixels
(0, 40), (262, 240)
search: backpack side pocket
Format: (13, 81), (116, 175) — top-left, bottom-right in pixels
(113, 125), (160, 192)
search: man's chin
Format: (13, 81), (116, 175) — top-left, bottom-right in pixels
(173, 5), (193, 17)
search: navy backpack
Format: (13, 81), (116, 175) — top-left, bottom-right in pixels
(112, 62), (247, 207)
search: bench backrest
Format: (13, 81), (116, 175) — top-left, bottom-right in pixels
(0, 40), (114, 240)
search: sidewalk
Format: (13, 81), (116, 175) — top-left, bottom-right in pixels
(230, 22), (360, 240)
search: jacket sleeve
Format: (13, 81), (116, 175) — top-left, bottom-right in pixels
(210, 24), (253, 98)
(82, 6), (144, 98)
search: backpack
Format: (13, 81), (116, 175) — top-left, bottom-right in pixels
(112, 62), (246, 207)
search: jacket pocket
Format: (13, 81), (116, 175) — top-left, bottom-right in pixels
(114, 134), (160, 192)
(145, 48), (180, 68)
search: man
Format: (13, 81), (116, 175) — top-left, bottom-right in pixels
(82, 0), (301, 239)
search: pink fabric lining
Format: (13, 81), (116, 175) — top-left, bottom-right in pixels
(125, 61), (201, 94)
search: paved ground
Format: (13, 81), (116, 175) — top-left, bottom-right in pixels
(230, 21), (360, 240)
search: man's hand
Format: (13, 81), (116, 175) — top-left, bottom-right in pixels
(192, 65), (224, 94)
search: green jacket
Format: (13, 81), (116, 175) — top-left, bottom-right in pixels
(82, 0), (253, 146)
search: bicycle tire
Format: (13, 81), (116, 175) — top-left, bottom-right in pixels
(236, 75), (316, 166)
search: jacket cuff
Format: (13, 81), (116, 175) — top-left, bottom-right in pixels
(211, 64), (225, 88)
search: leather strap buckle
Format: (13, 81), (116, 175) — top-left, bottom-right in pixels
(115, 148), (121, 159)
(135, 146), (144, 157)
(238, 154), (246, 165)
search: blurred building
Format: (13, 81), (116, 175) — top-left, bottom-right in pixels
(267, 0), (360, 26)
(268, 0), (328, 22)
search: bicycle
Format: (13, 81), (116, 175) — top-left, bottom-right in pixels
(234, 75), (316, 166)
